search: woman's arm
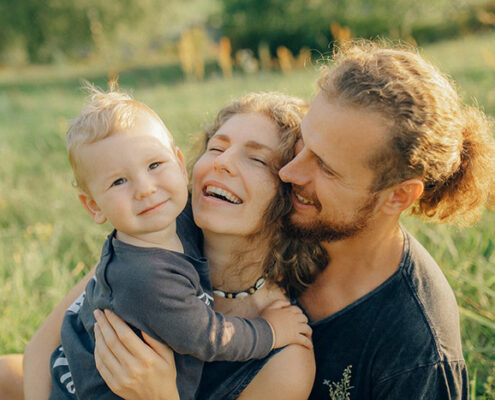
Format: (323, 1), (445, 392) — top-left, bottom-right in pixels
(238, 344), (316, 400)
(0, 354), (24, 400)
(23, 266), (96, 400)
(93, 309), (179, 400)
(93, 310), (315, 400)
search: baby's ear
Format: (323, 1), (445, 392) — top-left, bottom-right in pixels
(78, 192), (107, 224)
(176, 147), (188, 182)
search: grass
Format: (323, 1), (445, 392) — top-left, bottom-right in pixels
(1, 32), (495, 398)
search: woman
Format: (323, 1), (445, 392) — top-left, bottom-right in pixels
(2, 92), (327, 399)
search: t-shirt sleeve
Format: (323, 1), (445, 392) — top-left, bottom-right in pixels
(372, 360), (468, 399)
(107, 253), (273, 362)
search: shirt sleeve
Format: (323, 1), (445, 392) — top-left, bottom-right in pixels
(372, 360), (469, 399)
(105, 253), (274, 362)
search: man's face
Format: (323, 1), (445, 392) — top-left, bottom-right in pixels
(279, 92), (390, 242)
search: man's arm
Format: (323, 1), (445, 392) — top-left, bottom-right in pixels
(23, 266), (96, 400)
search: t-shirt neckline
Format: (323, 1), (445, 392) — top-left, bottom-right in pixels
(302, 225), (411, 326)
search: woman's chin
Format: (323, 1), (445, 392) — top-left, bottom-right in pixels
(195, 213), (261, 239)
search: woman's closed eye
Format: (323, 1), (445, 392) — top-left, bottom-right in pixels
(250, 157), (267, 166)
(208, 146), (224, 153)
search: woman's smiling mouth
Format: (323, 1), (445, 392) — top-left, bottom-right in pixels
(203, 185), (242, 204)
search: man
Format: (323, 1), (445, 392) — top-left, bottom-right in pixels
(278, 42), (495, 399)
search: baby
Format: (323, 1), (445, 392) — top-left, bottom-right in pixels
(49, 84), (310, 400)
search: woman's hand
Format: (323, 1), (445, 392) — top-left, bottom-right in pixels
(93, 309), (179, 400)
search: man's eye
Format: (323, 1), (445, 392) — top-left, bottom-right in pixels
(317, 158), (333, 175)
(111, 178), (127, 187)
(149, 162), (162, 170)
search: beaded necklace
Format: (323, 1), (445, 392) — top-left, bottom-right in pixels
(213, 276), (266, 299)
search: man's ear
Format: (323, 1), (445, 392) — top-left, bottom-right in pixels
(380, 179), (424, 216)
(176, 147), (188, 183)
(78, 192), (107, 224)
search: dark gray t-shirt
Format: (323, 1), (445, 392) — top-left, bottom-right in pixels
(50, 206), (273, 400)
(307, 229), (468, 399)
(194, 228), (468, 399)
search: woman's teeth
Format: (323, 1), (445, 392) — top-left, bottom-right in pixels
(296, 192), (314, 205)
(205, 186), (242, 204)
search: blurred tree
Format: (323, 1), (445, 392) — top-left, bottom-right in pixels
(216, 0), (492, 58)
(0, 0), (143, 63)
(0, 1), (16, 58)
(218, 37), (233, 78)
(218, 0), (333, 58)
(0, 0), (220, 64)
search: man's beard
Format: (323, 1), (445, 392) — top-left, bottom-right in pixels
(284, 192), (379, 242)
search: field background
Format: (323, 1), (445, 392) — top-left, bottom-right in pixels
(1, 32), (495, 398)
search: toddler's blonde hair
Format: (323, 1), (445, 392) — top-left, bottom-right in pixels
(67, 82), (172, 192)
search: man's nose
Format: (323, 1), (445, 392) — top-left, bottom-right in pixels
(279, 148), (311, 185)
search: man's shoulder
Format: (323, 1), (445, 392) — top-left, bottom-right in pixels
(400, 229), (463, 358)
(308, 230), (467, 399)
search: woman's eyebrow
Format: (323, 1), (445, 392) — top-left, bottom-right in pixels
(245, 140), (274, 152)
(210, 134), (230, 143)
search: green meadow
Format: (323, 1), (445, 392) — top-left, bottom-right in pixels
(1, 32), (495, 397)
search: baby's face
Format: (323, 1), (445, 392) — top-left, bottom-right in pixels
(78, 114), (188, 236)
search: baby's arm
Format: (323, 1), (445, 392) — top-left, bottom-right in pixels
(260, 299), (312, 349)
(111, 259), (310, 362)
(23, 265), (96, 400)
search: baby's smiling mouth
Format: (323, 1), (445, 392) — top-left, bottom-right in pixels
(139, 200), (167, 215)
(204, 185), (242, 204)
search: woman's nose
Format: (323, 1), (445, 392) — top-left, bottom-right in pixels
(213, 150), (236, 175)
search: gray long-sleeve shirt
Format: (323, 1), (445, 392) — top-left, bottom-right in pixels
(50, 207), (273, 400)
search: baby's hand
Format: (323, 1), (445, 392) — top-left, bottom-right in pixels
(260, 299), (313, 350)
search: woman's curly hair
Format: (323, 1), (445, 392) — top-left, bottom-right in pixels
(189, 92), (328, 297)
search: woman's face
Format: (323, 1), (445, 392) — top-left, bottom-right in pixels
(192, 112), (280, 237)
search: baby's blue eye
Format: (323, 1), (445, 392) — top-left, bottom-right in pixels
(149, 162), (161, 170)
(111, 178), (127, 187)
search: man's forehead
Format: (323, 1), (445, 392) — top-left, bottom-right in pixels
(301, 93), (391, 181)
(304, 93), (390, 142)
(300, 93), (332, 145)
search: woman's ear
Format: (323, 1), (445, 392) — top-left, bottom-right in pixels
(380, 179), (424, 216)
(78, 192), (107, 224)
